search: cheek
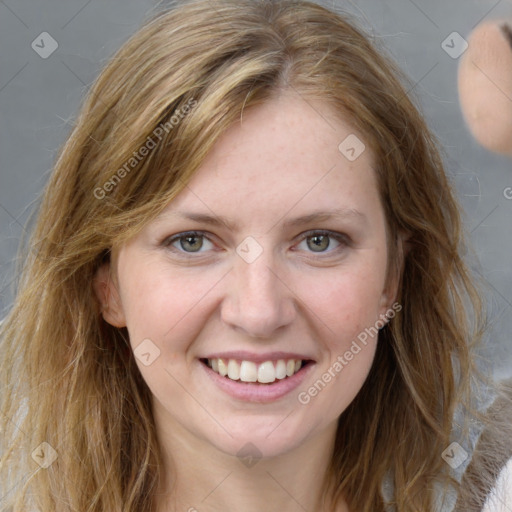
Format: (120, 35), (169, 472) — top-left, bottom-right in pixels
(297, 263), (387, 341)
(118, 259), (216, 352)
(119, 265), (220, 404)
(294, 269), (383, 422)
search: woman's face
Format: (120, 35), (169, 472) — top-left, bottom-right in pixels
(97, 92), (398, 459)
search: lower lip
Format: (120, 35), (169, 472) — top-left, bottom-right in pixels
(200, 360), (315, 403)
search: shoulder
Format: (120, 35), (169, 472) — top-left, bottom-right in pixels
(481, 456), (512, 512)
(455, 378), (512, 511)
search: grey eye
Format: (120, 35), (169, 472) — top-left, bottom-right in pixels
(295, 231), (345, 254)
(178, 234), (204, 252)
(165, 232), (214, 253)
(306, 234), (331, 252)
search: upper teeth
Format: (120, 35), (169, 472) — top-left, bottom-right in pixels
(207, 358), (303, 384)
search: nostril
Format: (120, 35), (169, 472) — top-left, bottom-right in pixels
(501, 23), (512, 50)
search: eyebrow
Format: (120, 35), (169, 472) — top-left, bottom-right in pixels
(160, 208), (367, 231)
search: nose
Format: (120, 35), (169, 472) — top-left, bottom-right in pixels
(220, 251), (296, 338)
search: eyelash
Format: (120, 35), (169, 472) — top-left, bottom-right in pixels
(162, 230), (351, 258)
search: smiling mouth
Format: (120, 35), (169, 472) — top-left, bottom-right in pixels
(200, 358), (313, 384)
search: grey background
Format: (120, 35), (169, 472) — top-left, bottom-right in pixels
(1, 0), (511, 379)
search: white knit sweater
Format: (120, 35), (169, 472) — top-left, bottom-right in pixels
(482, 457), (512, 512)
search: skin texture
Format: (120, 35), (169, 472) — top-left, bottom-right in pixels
(458, 20), (512, 156)
(94, 91), (399, 512)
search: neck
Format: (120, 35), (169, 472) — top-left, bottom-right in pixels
(153, 412), (349, 512)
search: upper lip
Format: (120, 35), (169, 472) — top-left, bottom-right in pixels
(201, 351), (316, 364)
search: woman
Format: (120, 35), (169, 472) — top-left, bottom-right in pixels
(0, 0), (504, 510)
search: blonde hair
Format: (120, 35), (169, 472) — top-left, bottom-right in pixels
(0, 0), (495, 510)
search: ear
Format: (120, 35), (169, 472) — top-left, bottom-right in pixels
(458, 20), (512, 157)
(92, 262), (127, 328)
(378, 231), (409, 318)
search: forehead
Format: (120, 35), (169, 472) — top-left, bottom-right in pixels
(158, 92), (381, 228)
